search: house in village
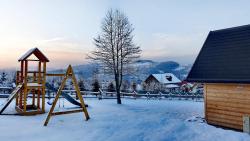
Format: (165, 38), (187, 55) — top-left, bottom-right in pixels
(144, 73), (181, 92)
(186, 24), (250, 131)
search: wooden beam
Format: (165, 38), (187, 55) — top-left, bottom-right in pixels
(38, 61), (41, 84)
(70, 65), (90, 120)
(27, 71), (45, 73)
(42, 62), (46, 112)
(26, 59), (40, 61)
(37, 89), (40, 109)
(44, 76), (68, 126)
(32, 90), (35, 106)
(23, 60), (28, 112)
(20, 61), (24, 82)
(46, 73), (65, 77)
(51, 109), (83, 116)
(204, 83), (207, 121)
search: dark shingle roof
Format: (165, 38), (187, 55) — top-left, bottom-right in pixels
(18, 48), (49, 62)
(186, 24), (250, 83)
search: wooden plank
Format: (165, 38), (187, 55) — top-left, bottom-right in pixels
(207, 100), (250, 110)
(204, 84), (208, 120)
(207, 88), (250, 95)
(0, 85), (23, 114)
(70, 65), (90, 120)
(26, 59), (40, 61)
(23, 60), (28, 112)
(27, 71), (45, 73)
(20, 61), (24, 82)
(51, 109), (83, 116)
(206, 111), (243, 122)
(37, 89), (40, 109)
(42, 62), (46, 112)
(207, 104), (250, 114)
(207, 115), (242, 126)
(206, 83), (250, 91)
(38, 61), (41, 84)
(44, 76), (68, 126)
(207, 91), (250, 100)
(206, 96), (250, 105)
(46, 73), (65, 77)
(208, 119), (242, 130)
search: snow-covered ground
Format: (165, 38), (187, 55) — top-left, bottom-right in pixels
(0, 98), (250, 141)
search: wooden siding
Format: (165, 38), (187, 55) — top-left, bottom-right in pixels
(205, 83), (250, 130)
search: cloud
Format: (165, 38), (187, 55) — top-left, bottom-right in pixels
(0, 36), (94, 69)
(141, 32), (206, 63)
(38, 37), (66, 44)
(33, 37), (94, 69)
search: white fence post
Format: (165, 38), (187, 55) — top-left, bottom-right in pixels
(98, 88), (103, 100)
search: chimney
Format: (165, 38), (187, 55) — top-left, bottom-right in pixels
(166, 75), (172, 81)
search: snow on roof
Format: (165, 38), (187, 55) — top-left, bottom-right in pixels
(18, 48), (49, 62)
(166, 84), (179, 88)
(152, 73), (181, 84)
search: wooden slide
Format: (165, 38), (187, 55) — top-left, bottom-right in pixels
(0, 84), (23, 114)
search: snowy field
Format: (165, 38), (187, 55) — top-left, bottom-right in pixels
(0, 98), (250, 141)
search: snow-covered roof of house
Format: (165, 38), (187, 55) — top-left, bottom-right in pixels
(151, 73), (181, 84)
(166, 84), (179, 88)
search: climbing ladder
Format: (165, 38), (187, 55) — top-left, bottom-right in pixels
(0, 84), (23, 114)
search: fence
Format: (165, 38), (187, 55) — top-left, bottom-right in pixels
(0, 87), (203, 100)
(0, 87), (14, 98)
(59, 89), (203, 100)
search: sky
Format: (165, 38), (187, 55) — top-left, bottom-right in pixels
(0, 0), (250, 70)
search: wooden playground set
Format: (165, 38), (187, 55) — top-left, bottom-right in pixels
(0, 48), (90, 126)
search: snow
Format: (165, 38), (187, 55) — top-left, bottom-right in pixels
(27, 83), (43, 87)
(0, 99), (250, 141)
(166, 84), (179, 88)
(152, 73), (181, 84)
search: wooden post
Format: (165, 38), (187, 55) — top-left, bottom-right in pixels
(70, 66), (90, 120)
(23, 60), (28, 112)
(37, 89), (40, 109)
(44, 76), (68, 126)
(32, 72), (36, 106)
(42, 62), (46, 112)
(19, 91), (22, 108)
(15, 92), (19, 106)
(16, 71), (19, 106)
(204, 83), (207, 121)
(20, 61), (24, 82)
(38, 62), (41, 84)
(31, 90), (35, 106)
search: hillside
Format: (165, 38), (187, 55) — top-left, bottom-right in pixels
(65, 60), (191, 82)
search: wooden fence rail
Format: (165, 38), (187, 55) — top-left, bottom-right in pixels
(0, 87), (203, 100)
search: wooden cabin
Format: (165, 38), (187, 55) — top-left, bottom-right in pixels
(186, 24), (250, 131)
(16, 48), (49, 115)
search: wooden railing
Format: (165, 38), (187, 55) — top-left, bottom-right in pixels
(50, 89), (204, 100)
(16, 71), (45, 84)
(0, 87), (203, 100)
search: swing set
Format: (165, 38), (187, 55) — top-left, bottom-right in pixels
(0, 48), (90, 126)
(44, 65), (89, 126)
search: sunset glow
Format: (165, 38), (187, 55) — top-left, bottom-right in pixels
(0, 0), (250, 69)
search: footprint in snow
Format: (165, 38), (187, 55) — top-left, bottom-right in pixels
(186, 116), (206, 123)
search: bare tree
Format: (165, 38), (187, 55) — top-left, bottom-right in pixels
(88, 9), (141, 104)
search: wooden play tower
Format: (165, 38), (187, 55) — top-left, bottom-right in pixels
(15, 48), (49, 115)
